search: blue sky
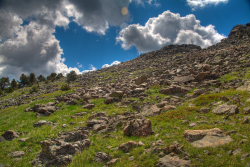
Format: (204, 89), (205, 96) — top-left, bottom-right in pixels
(0, 0), (249, 78)
(55, 0), (250, 71)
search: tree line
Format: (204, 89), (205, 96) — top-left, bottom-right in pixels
(0, 71), (78, 95)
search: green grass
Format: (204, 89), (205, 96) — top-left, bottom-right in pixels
(219, 67), (250, 83)
(1, 78), (250, 167)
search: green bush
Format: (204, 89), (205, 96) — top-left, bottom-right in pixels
(61, 83), (70, 91)
(0, 89), (4, 96)
(5, 87), (14, 93)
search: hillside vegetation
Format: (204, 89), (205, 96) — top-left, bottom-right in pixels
(0, 24), (250, 167)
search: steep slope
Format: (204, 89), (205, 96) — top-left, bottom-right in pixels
(0, 23), (250, 167)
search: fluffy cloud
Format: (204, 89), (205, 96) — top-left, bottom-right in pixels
(102, 61), (121, 68)
(82, 65), (97, 73)
(0, 0), (132, 78)
(187, 0), (229, 8)
(66, 0), (131, 34)
(117, 10), (225, 52)
(0, 21), (73, 78)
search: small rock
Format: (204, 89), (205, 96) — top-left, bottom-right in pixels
(243, 116), (250, 124)
(134, 75), (147, 85)
(173, 75), (195, 83)
(104, 97), (120, 104)
(109, 91), (124, 99)
(199, 107), (210, 113)
(240, 139), (248, 144)
(2, 130), (19, 141)
(34, 120), (53, 127)
(243, 107), (250, 114)
(129, 156), (135, 161)
(189, 123), (197, 127)
(160, 85), (190, 95)
(241, 153), (250, 160)
(157, 155), (191, 167)
(0, 136), (5, 142)
(107, 158), (119, 165)
(119, 141), (144, 153)
(9, 151), (25, 158)
(18, 138), (29, 142)
(83, 104), (95, 109)
(62, 124), (67, 128)
(232, 148), (241, 155)
(95, 152), (112, 163)
(74, 112), (87, 117)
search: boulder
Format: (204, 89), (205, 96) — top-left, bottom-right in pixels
(2, 130), (19, 141)
(212, 104), (239, 115)
(124, 118), (154, 137)
(157, 155), (191, 167)
(184, 128), (233, 148)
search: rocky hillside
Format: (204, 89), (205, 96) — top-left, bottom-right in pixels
(0, 23), (250, 167)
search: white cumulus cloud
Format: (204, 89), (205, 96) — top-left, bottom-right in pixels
(187, 0), (229, 9)
(117, 10), (225, 53)
(0, 0), (133, 78)
(102, 61), (121, 68)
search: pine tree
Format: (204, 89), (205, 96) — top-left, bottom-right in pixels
(20, 74), (29, 87)
(0, 77), (10, 90)
(37, 75), (46, 82)
(29, 73), (37, 85)
(10, 79), (18, 89)
(67, 71), (78, 82)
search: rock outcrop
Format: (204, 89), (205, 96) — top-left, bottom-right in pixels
(184, 128), (233, 148)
